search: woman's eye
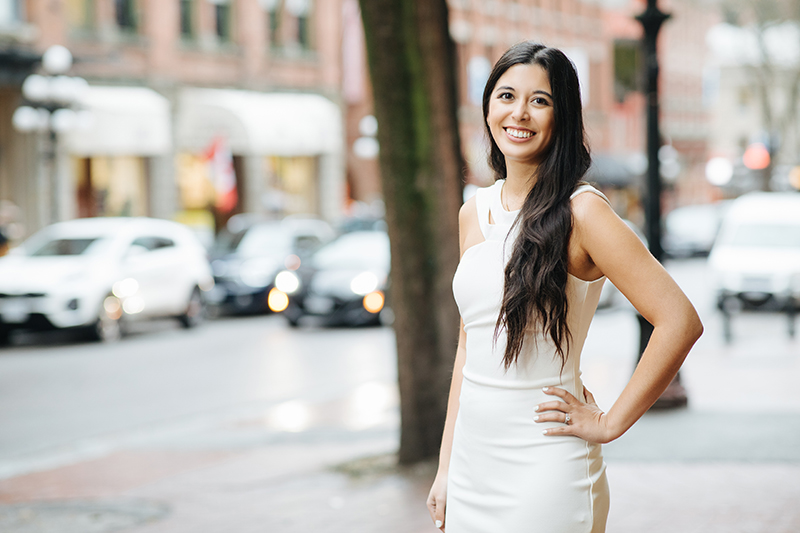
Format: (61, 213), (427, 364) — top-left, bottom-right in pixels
(498, 92), (513, 100)
(533, 97), (549, 105)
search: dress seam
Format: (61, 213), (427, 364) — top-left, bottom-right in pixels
(583, 439), (595, 533)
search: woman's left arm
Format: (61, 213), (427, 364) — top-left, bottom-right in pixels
(537, 193), (703, 444)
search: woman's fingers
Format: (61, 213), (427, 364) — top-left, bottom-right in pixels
(542, 386), (576, 402)
(426, 485), (446, 531)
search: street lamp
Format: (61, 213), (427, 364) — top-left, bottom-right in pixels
(12, 45), (89, 227)
(636, 1), (688, 409)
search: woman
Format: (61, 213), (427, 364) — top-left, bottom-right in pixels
(426, 42), (702, 532)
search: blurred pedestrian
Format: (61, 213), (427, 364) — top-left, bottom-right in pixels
(426, 42), (703, 532)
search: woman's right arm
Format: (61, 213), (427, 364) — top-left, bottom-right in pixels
(426, 197), (478, 531)
(426, 321), (467, 531)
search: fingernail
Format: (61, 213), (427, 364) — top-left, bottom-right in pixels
(534, 405), (540, 412)
(542, 429), (548, 435)
(533, 415), (539, 421)
(435, 519), (443, 528)
(542, 387), (549, 391)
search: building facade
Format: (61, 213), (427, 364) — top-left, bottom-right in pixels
(0, 0), (348, 240)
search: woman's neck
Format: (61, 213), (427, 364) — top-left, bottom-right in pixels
(502, 159), (538, 211)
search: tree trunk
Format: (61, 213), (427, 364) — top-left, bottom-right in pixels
(358, 0), (464, 464)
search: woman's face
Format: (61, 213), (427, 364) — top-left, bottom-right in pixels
(486, 63), (554, 169)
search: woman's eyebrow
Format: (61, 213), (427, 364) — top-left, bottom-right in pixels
(494, 86), (553, 99)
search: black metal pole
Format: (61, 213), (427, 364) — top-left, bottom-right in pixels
(636, 0), (686, 408)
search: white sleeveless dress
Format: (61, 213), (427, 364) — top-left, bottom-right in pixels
(446, 180), (610, 533)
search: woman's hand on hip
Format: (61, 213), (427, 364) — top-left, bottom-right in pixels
(534, 386), (613, 444)
(426, 470), (447, 531)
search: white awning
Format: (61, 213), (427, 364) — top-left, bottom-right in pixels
(176, 88), (342, 156)
(65, 86), (172, 156)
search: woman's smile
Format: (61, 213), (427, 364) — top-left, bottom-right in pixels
(504, 126), (535, 140)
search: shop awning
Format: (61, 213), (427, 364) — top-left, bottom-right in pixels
(66, 86), (172, 156)
(176, 88), (342, 156)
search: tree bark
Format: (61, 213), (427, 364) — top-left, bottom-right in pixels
(358, 0), (464, 464)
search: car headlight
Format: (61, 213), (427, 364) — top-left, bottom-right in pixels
(112, 278), (139, 298)
(240, 259), (278, 288)
(350, 271), (379, 296)
(275, 270), (301, 294)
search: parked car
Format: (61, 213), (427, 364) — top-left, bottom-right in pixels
(709, 192), (800, 315)
(0, 217), (214, 345)
(207, 215), (335, 314)
(271, 230), (391, 327)
(663, 202), (730, 258)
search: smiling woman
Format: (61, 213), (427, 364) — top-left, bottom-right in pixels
(426, 42), (703, 533)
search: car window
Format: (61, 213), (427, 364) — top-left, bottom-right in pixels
(294, 235), (323, 256)
(723, 223), (800, 248)
(236, 225), (292, 256)
(131, 236), (176, 252)
(313, 232), (390, 270)
(29, 238), (101, 256)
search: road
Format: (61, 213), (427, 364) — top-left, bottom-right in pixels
(0, 257), (799, 532)
(0, 314), (398, 478)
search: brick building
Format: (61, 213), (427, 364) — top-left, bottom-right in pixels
(0, 0), (348, 238)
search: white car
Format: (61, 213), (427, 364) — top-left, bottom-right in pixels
(0, 217), (214, 345)
(709, 192), (800, 315)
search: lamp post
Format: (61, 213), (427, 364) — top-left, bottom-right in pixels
(636, 1), (688, 408)
(12, 45), (89, 228)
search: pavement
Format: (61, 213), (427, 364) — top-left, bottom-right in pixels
(1, 259), (800, 532)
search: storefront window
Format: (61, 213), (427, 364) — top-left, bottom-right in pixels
(176, 152), (216, 211)
(74, 156), (149, 217)
(265, 156), (318, 215)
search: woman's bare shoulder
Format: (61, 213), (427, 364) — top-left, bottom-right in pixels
(571, 187), (614, 227)
(459, 195), (479, 228)
(458, 195), (481, 254)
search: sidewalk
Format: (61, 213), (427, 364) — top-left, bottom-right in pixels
(1, 404), (800, 533)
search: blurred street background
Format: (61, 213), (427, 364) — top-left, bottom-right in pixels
(1, 0), (799, 531)
(0, 258), (798, 532)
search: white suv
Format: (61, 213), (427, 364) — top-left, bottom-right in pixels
(0, 217), (214, 344)
(709, 192), (800, 338)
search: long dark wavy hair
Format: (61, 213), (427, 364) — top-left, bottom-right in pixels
(484, 42), (592, 370)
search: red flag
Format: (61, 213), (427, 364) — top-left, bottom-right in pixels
(203, 136), (238, 213)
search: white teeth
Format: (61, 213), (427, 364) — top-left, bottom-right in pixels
(506, 128), (533, 139)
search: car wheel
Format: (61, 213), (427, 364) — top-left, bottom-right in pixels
(179, 287), (205, 329)
(92, 295), (124, 343)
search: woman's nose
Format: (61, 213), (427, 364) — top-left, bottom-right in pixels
(511, 101), (528, 121)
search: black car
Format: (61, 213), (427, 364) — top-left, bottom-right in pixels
(207, 216), (334, 314)
(272, 230), (391, 326)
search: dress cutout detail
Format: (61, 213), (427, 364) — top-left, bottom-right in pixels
(447, 180), (610, 532)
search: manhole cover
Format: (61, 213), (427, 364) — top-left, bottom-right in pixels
(0, 500), (169, 533)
